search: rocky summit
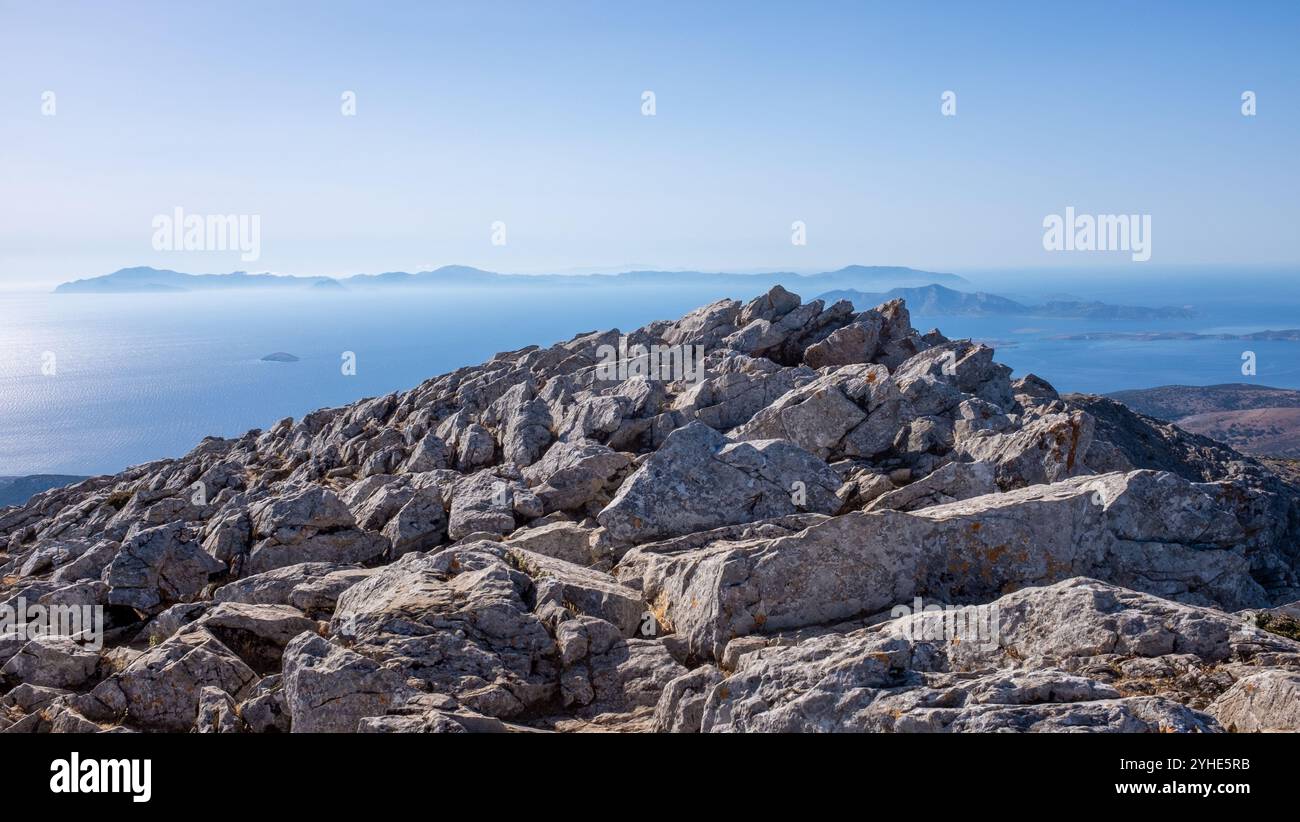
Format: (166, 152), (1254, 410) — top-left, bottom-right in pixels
(3, 286), (1300, 734)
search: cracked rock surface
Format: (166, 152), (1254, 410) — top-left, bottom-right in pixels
(2, 286), (1299, 732)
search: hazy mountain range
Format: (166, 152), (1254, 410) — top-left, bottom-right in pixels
(819, 284), (1196, 319)
(53, 265), (967, 294)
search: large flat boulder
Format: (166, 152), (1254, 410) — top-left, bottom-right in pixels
(620, 470), (1274, 660)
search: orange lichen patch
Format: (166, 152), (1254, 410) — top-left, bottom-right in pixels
(970, 522), (982, 532)
(866, 371), (877, 383)
(984, 543), (1010, 564)
(649, 594), (675, 631)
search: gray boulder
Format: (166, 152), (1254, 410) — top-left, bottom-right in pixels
(288, 568), (375, 616)
(381, 485), (447, 556)
(1209, 670), (1300, 732)
(865, 460), (997, 512)
(330, 548), (556, 718)
(193, 602), (319, 672)
(281, 633), (413, 733)
(0, 636), (100, 689)
(246, 486), (387, 574)
(957, 410), (1095, 489)
(522, 439), (630, 513)
(213, 561), (357, 606)
(447, 471), (540, 540)
(504, 521), (599, 566)
(106, 522), (224, 614)
(598, 422), (841, 544)
(78, 628), (257, 731)
(734, 364), (905, 461)
(505, 548), (647, 636)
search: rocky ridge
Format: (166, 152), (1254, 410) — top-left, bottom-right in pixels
(2, 286), (1299, 733)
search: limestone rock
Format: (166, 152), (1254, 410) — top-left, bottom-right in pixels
(598, 422), (841, 543)
(214, 562), (358, 607)
(698, 578), (1297, 732)
(281, 633), (413, 733)
(246, 486), (387, 574)
(0, 636), (100, 689)
(79, 628), (257, 731)
(623, 470), (1277, 660)
(1209, 670), (1300, 732)
(106, 522), (224, 614)
(329, 548), (556, 718)
(521, 439), (630, 514)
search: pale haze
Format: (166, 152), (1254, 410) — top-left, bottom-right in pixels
(2, 0), (1298, 287)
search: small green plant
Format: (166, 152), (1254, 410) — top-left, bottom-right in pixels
(1255, 612), (1300, 642)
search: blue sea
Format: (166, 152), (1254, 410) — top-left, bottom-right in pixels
(1, 268), (1298, 476)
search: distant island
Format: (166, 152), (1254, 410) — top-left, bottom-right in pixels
(260, 352), (300, 362)
(54, 264), (968, 294)
(820, 283), (1195, 319)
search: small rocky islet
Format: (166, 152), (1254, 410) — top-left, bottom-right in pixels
(2, 285), (1299, 733)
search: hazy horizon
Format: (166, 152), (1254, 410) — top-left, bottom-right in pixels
(17, 261), (1299, 303)
(3, 1), (1299, 287)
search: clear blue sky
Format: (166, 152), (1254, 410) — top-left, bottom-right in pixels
(1, 0), (1297, 286)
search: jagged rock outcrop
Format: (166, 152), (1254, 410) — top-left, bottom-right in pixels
(2, 286), (1298, 732)
(598, 422), (841, 543)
